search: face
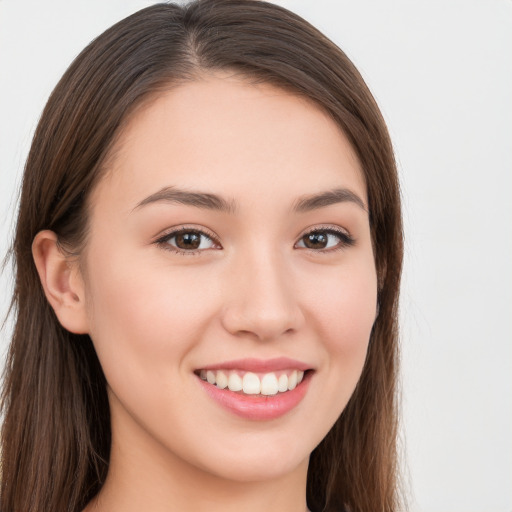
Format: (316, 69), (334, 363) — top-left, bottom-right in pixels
(81, 74), (377, 484)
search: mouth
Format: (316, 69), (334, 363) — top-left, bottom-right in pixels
(195, 368), (307, 396)
(194, 358), (313, 420)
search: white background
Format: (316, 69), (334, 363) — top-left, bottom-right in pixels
(0, 1), (511, 511)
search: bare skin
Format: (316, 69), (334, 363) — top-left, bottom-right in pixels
(33, 73), (377, 512)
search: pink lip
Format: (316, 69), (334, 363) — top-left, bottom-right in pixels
(197, 370), (312, 421)
(198, 357), (311, 373)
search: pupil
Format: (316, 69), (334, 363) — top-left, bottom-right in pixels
(305, 233), (327, 249)
(176, 232), (200, 249)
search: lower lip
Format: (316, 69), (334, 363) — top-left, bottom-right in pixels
(198, 372), (312, 421)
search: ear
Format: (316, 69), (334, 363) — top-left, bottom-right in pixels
(32, 230), (89, 334)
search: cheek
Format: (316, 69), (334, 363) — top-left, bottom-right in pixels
(304, 254), (377, 383)
(311, 257), (376, 344)
(82, 250), (222, 446)
(286, 254), (377, 445)
(83, 247), (217, 379)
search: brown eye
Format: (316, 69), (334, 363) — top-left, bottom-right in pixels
(296, 228), (354, 251)
(303, 232), (329, 249)
(175, 232), (202, 250)
(158, 229), (217, 253)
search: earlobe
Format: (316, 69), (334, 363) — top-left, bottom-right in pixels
(32, 230), (89, 334)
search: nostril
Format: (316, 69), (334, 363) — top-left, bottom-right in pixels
(220, 307), (304, 342)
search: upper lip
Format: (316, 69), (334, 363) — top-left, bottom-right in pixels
(198, 357), (312, 373)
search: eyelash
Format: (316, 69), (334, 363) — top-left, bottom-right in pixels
(298, 226), (355, 253)
(154, 225), (355, 255)
(154, 226), (220, 256)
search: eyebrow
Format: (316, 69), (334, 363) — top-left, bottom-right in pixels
(134, 186), (236, 213)
(133, 186), (367, 215)
(292, 188), (368, 213)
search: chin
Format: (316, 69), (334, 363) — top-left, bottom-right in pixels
(204, 451), (308, 483)
(184, 429), (314, 484)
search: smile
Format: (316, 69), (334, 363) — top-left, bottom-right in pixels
(195, 358), (313, 420)
(198, 369), (305, 396)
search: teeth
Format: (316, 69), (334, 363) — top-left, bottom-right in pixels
(278, 374), (288, 392)
(216, 370), (228, 389)
(242, 372), (261, 394)
(288, 370), (297, 390)
(199, 369), (307, 395)
(228, 373), (243, 392)
(206, 370), (216, 385)
(260, 373), (279, 396)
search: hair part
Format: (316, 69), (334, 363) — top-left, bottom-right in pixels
(1, 2), (404, 511)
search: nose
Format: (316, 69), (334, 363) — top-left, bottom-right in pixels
(220, 247), (305, 342)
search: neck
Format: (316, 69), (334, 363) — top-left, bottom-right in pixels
(84, 396), (309, 512)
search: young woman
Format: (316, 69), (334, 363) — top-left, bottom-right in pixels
(1, 1), (404, 511)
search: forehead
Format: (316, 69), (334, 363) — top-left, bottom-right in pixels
(92, 74), (366, 211)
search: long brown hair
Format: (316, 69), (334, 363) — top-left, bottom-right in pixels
(1, 2), (404, 511)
